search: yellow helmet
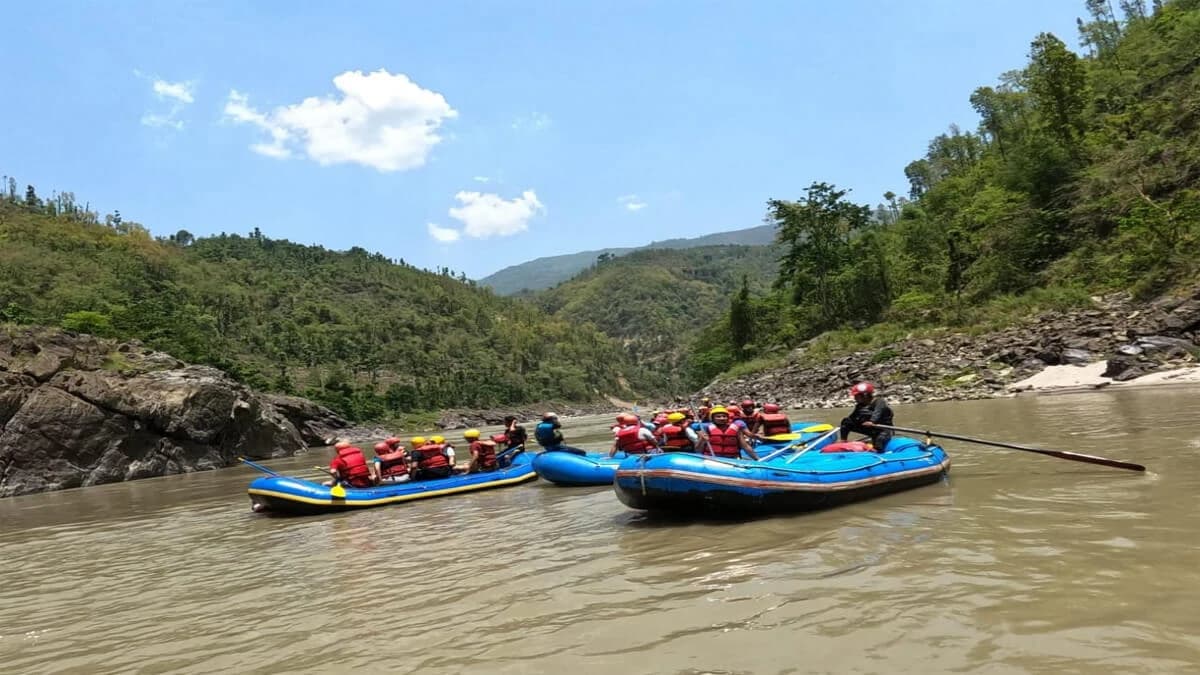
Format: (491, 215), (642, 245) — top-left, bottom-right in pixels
(709, 406), (729, 415)
(411, 436), (427, 447)
(667, 412), (686, 422)
(431, 435), (445, 444)
(463, 429), (481, 439)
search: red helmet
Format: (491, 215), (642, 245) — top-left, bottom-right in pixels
(334, 440), (351, 450)
(385, 436), (401, 447)
(850, 382), (875, 398)
(763, 403), (780, 413)
(374, 442), (389, 452)
(617, 413), (637, 425)
(741, 399), (754, 407)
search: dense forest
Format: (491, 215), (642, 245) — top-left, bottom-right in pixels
(0, 193), (651, 420)
(689, 0), (1200, 384)
(528, 245), (778, 388)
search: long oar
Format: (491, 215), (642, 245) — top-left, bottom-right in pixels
(873, 424), (1146, 472)
(239, 457), (280, 476)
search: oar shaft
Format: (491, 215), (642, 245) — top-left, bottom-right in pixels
(874, 424), (1146, 472)
(784, 427), (840, 464)
(239, 457), (280, 476)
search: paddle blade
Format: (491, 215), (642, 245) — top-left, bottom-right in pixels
(799, 423), (834, 433)
(330, 483), (347, 499)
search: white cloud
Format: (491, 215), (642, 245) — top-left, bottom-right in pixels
(618, 194), (648, 212)
(448, 190), (544, 238)
(472, 176), (490, 183)
(511, 111), (551, 131)
(153, 79), (194, 104)
(427, 222), (461, 243)
(138, 75), (194, 130)
(222, 69), (458, 172)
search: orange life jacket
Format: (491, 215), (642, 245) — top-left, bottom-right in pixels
(332, 446), (372, 487)
(414, 443), (449, 470)
(658, 424), (694, 450)
(376, 450), (409, 478)
(615, 425), (654, 454)
(706, 423), (742, 458)
(728, 407), (743, 420)
(759, 413), (791, 437)
(490, 432), (511, 448)
(821, 441), (874, 453)
(472, 439), (498, 470)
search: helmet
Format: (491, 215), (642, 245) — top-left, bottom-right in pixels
(411, 436), (427, 446)
(667, 412), (685, 423)
(701, 397), (711, 404)
(741, 399), (754, 407)
(431, 435), (445, 444)
(709, 406), (729, 416)
(385, 436), (401, 447)
(374, 442), (389, 452)
(543, 412), (558, 420)
(463, 429), (480, 440)
(851, 382), (875, 398)
(763, 403), (781, 413)
(617, 413), (637, 425)
(333, 440), (350, 450)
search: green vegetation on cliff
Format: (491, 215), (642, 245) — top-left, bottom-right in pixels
(528, 246), (778, 388)
(692, 0), (1200, 384)
(0, 194), (648, 420)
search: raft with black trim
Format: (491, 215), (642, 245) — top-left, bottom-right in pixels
(533, 422), (832, 486)
(248, 452), (537, 515)
(613, 437), (950, 514)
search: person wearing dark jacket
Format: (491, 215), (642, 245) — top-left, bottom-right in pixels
(534, 412), (587, 455)
(840, 382), (894, 451)
(503, 415), (528, 449)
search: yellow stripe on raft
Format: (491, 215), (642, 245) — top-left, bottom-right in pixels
(248, 471), (538, 507)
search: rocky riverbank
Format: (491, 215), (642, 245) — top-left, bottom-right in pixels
(0, 328), (349, 497)
(700, 287), (1200, 409)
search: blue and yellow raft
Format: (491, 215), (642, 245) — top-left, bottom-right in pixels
(613, 437), (950, 514)
(248, 452), (538, 515)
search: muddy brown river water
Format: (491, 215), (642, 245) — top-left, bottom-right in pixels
(1, 388), (1198, 674)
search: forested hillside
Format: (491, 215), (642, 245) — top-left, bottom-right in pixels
(480, 224), (776, 295)
(693, 0), (1200, 385)
(0, 193), (649, 420)
(528, 245), (778, 388)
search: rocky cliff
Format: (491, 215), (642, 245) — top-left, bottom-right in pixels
(701, 288), (1200, 409)
(0, 328), (349, 497)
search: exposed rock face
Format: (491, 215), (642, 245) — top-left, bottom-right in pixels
(698, 288), (1200, 409)
(0, 328), (349, 497)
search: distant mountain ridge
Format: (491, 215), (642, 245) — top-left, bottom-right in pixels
(480, 224), (776, 295)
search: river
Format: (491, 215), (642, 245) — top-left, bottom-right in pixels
(1, 388), (1198, 674)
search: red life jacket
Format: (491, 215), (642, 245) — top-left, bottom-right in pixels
(741, 410), (762, 432)
(414, 443), (449, 470)
(821, 441), (875, 453)
(376, 450), (408, 478)
(759, 413), (791, 437)
(658, 424), (694, 450)
(490, 432), (510, 448)
(706, 423), (742, 458)
(615, 425), (654, 454)
(728, 407), (743, 420)
(470, 439), (498, 470)
(333, 446), (372, 487)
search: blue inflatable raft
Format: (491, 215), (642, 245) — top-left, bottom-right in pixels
(533, 422), (834, 487)
(248, 452), (537, 515)
(613, 437), (950, 514)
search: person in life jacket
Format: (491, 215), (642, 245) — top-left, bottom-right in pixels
(407, 436), (453, 480)
(738, 399), (763, 434)
(609, 413), (660, 456)
(535, 412), (564, 449)
(503, 415), (528, 450)
(430, 435), (455, 469)
(464, 429), (499, 473)
(754, 403), (793, 438)
(697, 397), (713, 423)
(657, 412), (699, 452)
(726, 401), (744, 421)
(840, 382), (894, 452)
(652, 412), (669, 429)
(373, 438), (409, 481)
(698, 407), (759, 460)
(327, 440), (374, 488)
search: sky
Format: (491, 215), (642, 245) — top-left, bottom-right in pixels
(0, 1), (1089, 279)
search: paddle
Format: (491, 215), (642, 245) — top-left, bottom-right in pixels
(239, 457), (280, 476)
(784, 427), (841, 464)
(761, 423), (836, 443)
(312, 465), (349, 498)
(872, 424), (1146, 472)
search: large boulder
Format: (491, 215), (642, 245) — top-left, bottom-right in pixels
(0, 327), (348, 497)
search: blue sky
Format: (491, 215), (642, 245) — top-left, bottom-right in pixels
(1, 1), (1087, 279)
